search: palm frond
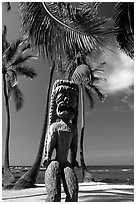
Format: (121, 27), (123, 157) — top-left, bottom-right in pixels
(11, 55), (35, 66)
(90, 84), (105, 102)
(92, 62), (106, 73)
(15, 66), (37, 79)
(92, 76), (105, 83)
(6, 70), (18, 88)
(12, 85), (24, 111)
(3, 2), (11, 11)
(92, 68), (104, 73)
(19, 2), (112, 72)
(5, 39), (22, 63)
(113, 2), (134, 59)
(84, 87), (94, 109)
(10, 70), (18, 87)
(19, 41), (31, 53)
(7, 79), (13, 99)
(2, 26), (9, 53)
(2, 26), (7, 41)
(77, 2), (99, 12)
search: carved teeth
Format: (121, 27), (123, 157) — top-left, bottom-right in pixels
(58, 104), (74, 113)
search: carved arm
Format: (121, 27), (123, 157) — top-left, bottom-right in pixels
(70, 127), (79, 168)
(42, 129), (57, 167)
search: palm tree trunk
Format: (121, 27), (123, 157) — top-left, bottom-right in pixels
(80, 84), (94, 182)
(3, 73), (15, 189)
(80, 84), (86, 169)
(14, 62), (55, 189)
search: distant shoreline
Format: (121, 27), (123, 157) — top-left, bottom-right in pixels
(2, 165), (134, 185)
(3, 164), (134, 167)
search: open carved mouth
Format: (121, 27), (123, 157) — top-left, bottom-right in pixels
(58, 104), (75, 114)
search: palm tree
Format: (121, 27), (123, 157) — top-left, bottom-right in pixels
(14, 2), (112, 189)
(14, 62), (55, 189)
(113, 2), (134, 59)
(2, 26), (37, 189)
(68, 56), (105, 181)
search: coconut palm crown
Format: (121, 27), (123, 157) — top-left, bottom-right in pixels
(113, 2), (134, 59)
(71, 63), (105, 107)
(2, 35), (37, 110)
(19, 2), (112, 73)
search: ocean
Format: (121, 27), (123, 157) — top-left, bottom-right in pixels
(5, 165), (134, 185)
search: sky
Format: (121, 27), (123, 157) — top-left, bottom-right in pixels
(2, 2), (134, 166)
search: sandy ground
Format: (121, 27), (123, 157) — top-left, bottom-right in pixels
(2, 182), (134, 202)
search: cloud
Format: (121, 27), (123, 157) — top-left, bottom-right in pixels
(97, 47), (134, 94)
(121, 89), (134, 110)
(87, 45), (134, 111)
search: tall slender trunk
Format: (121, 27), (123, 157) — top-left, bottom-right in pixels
(80, 84), (86, 169)
(14, 63), (55, 189)
(80, 84), (94, 182)
(3, 73), (15, 189)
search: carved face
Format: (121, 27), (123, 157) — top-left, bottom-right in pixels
(56, 88), (77, 120)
